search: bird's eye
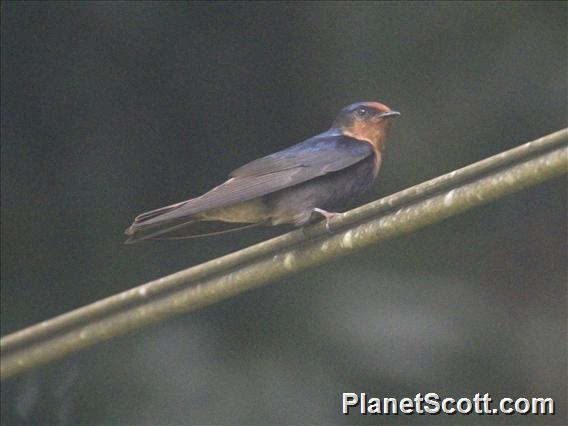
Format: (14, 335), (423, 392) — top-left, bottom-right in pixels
(355, 107), (369, 117)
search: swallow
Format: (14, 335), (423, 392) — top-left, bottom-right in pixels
(124, 102), (399, 243)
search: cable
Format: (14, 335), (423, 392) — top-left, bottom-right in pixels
(1, 128), (566, 379)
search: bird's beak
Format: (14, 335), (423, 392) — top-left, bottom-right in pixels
(379, 110), (401, 118)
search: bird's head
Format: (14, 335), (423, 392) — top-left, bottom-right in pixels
(332, 102), (400, 152)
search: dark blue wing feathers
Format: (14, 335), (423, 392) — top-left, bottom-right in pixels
(230, 133), (373, 177)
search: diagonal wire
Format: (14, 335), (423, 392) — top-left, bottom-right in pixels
(1, 128), (567, 379)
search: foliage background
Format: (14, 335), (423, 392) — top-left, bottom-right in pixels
(1, 1), (566, 424)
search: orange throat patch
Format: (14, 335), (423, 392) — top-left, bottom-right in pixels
(342, 122), (389, 173)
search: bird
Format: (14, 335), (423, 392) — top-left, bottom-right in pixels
(124, 101), (400, 244)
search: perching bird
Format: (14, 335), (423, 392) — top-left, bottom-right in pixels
(125, 102), (399, 243)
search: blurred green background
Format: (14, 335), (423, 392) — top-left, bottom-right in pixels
(1, 1), (566, 424)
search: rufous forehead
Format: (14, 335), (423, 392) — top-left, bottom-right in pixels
(361, 102), (391, 113)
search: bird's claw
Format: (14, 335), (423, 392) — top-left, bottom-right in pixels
(312, 208), (340, 234)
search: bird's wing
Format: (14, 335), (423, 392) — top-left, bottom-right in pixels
(129, 134), (373, 228)
(229, 133), (372, 178)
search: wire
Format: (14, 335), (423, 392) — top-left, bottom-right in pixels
(1, 128), (567, 380)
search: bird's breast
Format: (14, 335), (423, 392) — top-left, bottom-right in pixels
(266, 155), (379, 226)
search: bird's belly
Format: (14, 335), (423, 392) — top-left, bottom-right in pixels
(196, 198), (269, 223)
(266, 156), (378, 226)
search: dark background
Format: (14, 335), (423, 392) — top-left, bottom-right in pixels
(1, 1), (566, 424)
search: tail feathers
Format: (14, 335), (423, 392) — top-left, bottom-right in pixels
(143, 222), (263, 241)
(133, 200), (188, 222)
(124, 219), (196, 244)
(124, 217), (263, 244)
(125, 200), (195, 243)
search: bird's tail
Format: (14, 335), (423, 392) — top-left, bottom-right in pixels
(124, 209), (262, 244)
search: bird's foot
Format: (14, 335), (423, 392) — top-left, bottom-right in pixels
(312, 208), (340, 233)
